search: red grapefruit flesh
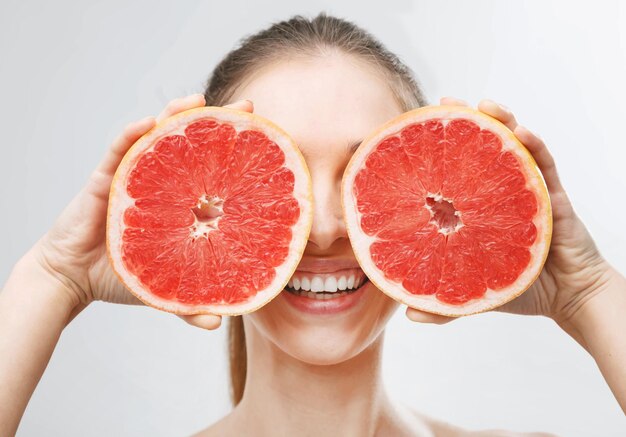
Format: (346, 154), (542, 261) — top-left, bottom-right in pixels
(342, 105), (552, 316)
(107, 107), (313, 315)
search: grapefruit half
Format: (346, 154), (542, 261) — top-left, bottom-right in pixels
(342, 105), (552, 316)
(107, 107), (313, 315)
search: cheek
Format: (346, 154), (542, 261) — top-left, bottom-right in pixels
(247, 286), (400, 365)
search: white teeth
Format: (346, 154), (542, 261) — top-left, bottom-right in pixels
(337, 276), (347, 290)
(324, 276), (338, 292)
(347, 275), (355, 289)
(285, 269), (369, 295)
(311, 276), (324, 292)
(301, 277), (311, 291)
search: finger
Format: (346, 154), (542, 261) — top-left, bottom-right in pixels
(405, 307), (456, 325)
(440, 96), (470, 107)
(156, 93), (206, 123)
(223, 99), (254, 113)
(477, 99), (518, 132)
(178, 314), (222, 330)
(96, 115), (156, 177)
(514, 125), (565, 194)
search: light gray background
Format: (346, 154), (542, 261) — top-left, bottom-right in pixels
(1, 0), (625, 435)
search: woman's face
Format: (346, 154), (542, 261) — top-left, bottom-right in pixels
(230, 53), (403, 365)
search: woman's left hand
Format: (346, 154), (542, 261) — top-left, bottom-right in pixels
(406, 97), (619, 333)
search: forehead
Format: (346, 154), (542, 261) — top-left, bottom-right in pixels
(230, 53), (403, 148)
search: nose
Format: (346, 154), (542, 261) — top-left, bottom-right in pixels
(306, 169), (347, 251)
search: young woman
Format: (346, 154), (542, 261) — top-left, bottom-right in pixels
(1, 13), (624, 436)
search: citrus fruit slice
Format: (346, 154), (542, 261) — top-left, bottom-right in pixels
(107, 107), (313, 315)
(342, 105), (552, 316)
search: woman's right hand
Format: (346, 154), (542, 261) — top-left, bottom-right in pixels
(28, 94), (254, 329)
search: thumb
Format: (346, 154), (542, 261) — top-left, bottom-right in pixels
(178, 313), (223, 330)
(405, 307), (456, 325)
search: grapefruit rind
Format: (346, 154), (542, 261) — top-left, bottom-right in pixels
(341, 105), (552, 316)
(107, 106), (313, 316)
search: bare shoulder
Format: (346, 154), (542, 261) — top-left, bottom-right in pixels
(466, 431), (560, 437)
(411, 409), (560, 437)
(190, 411), (234, 437)
(464, 430), (559, 437)
(194, 406), (559, 437)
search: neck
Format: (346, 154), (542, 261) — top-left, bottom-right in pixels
(230, 318), (392, 436)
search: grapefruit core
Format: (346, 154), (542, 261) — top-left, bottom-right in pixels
(342, 105), (552, 316)
(106, 107), (313, 316)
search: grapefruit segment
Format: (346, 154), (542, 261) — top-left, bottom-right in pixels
(342, 105), (552, 316)
(107, 106), (313, 315)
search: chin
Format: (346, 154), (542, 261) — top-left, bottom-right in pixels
(278, 323), (384, 366)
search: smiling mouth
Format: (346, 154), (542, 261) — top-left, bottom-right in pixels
(283, 268), (370, 299)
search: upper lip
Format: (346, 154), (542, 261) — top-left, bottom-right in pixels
(296, 257), (361, 273)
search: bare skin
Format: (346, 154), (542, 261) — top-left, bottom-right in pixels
(1, 52), (624, 436)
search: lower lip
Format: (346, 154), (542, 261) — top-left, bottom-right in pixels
(281, 281), (369, 315)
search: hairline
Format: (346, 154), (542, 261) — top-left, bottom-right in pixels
(215, 47), (420, 112)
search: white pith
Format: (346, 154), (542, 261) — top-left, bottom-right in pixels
(190, 194), (224, 239)
(107, 107), (313, 316)
(285, 268), (367, 293)
(341, 106), (552, 317)
(424, 192), (465, 235)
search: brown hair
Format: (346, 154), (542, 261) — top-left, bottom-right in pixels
(202, 12), (428, 406)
